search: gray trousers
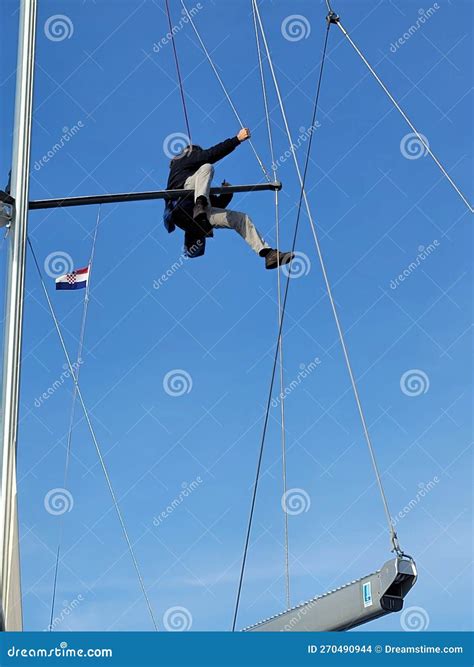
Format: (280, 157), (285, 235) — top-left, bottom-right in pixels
(184, 163), (270, 255)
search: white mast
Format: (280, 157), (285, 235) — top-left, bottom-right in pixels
(0, 0), (37, 631)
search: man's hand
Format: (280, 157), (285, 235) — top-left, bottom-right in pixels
(237, 128), (251, 142)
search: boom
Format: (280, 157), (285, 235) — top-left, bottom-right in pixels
(28, 182), (282, 210)
(243, 558), (417, 632)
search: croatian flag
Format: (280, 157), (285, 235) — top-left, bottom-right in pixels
(55, 266), (90, 291)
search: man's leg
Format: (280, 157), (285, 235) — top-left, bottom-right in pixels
(208, 207), (270, 255)
(184, 163), (214, 202)
(184, 164), (214, 235)
(209, 207), (294, 269)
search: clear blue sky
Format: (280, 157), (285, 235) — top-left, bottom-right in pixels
(0, 0), (472, 633)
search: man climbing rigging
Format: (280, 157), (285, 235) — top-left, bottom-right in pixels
(163, 128), (294, 269)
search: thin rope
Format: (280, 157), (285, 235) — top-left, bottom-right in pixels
(275, 196), (290, 610)
(251, 1), (290, 611)
(164, 0), (192, 142)
(335, 20), (473, 214)
(180, 0), (272, 182)
(49, 206), (101, 630)
(231, 11), (331, 632)
(27, 238), (158, 631)
(253, 1), (402, 556)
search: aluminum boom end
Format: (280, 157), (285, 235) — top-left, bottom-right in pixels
(243, 557), (417, 632)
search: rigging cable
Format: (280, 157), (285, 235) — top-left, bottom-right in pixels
(49, 205), (101, 630)
(27, 237), (159, 631)
(180, 0), (272, 183)
(164, 0), (193, 142)
(252, 0), (402, 556)
(232, 10), (332, 632)
(332, 13), (473, 214)
(251, 0), (290, 610)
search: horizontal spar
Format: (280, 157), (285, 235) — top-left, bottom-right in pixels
(28, 182), (282, 210)
(243, 557), (417, 632)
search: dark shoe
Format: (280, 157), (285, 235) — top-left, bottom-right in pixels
(193, 201), (208, 222)
(265, 249), (294, 270)
(193, 197), (213, 237)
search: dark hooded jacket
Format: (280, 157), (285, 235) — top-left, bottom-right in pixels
(163, 136), (240, 257)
